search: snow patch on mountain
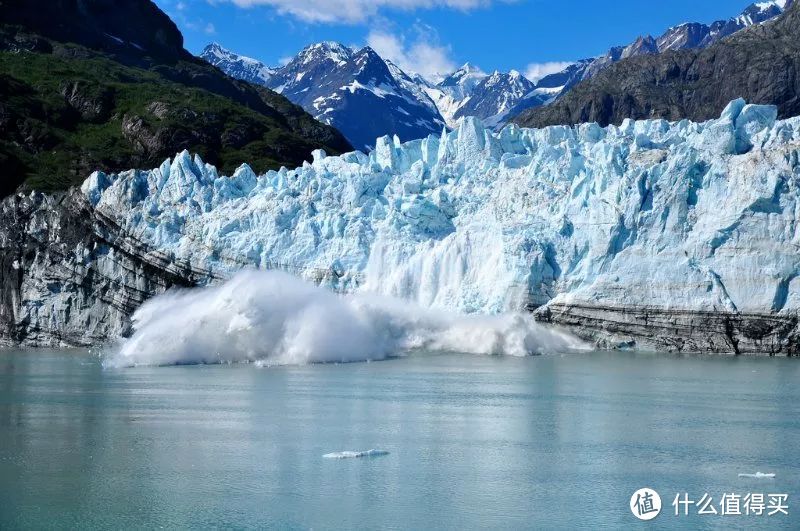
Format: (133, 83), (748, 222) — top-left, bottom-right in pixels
(452, 70), (537, 128)
(550, 0), (792, 91)
(422, 64), (544, 129)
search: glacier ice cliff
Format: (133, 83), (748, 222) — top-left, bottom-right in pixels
(3, 98), (800, 353)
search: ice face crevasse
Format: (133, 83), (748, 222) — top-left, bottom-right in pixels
(81, 99), (800, 321)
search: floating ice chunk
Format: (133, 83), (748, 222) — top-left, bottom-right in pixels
(738, 472), (776, 479)
(323, 450), (389, 459)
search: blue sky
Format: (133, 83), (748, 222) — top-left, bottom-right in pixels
(155, 0), (756, 80)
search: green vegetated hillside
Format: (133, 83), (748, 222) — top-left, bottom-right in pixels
(0, 0), (352, 197)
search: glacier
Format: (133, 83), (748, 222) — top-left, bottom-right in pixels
(7, 98), (800, 353)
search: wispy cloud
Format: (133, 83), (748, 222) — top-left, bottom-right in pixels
(524, 61), (574, 83)
(220, 0), (497, 24)
(166, 0), (218, 36)
(367, 25), (455, 82)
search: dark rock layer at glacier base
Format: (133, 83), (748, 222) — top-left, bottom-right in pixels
(0, 191), (201, 346)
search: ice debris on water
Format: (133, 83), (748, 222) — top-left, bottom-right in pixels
(323, 450), (390, 459)
(738, 472), (776, 478)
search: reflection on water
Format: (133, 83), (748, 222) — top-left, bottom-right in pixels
(1, 350), (798, 529)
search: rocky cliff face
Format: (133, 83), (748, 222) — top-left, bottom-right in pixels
(0, 0), (188, 61)
(514, 1), (800, 128)
(537, 304), (799, 355)
(0, 190), (217, 346)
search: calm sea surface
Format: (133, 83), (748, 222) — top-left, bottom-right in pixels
(1, 349), (798, 529)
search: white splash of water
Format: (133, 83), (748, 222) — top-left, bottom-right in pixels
(105, 270), (584, 367)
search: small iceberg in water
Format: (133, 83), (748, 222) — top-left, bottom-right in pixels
(323, 449), (389, 459)
(738, 472), (775, 479)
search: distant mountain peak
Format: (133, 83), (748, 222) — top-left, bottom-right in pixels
(202, 40), (445, 150)
(202, 42), (261, 65)
(200, 42), (274, 85)
(459, 62), (482, 73)
(353, 46), (385, 65)
(296, 41), (353, 65)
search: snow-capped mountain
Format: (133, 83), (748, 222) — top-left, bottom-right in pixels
(532, 59), (593, 93)
(423, 64), (542, 128)
(202, 42), (445, 151)
(437, 63), (487, 100)
(200, 0), (793, 140)
(384, 59), (441, 118)
(451, 70), (536, 127)
(424, 0), (794, 128)
(201, 41), (555, 135)
(201, 43), (275, 86)
(422, 63), (486, 127)
(704, 0), (791, 44)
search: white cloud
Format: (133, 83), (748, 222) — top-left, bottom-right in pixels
(524, 61), (574, 83)
(367, 28), (455, 82)
(204, 22), (217, 34)
(222, 0), (495, 24)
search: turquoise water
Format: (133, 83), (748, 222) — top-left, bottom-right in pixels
(1, 349), (798, 529)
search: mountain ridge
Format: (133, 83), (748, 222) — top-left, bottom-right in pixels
(202, 43), (538, 134)
(202, 41), (446, 150)
(201, 1), (793, 135)
(513, 0), (800, 128)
